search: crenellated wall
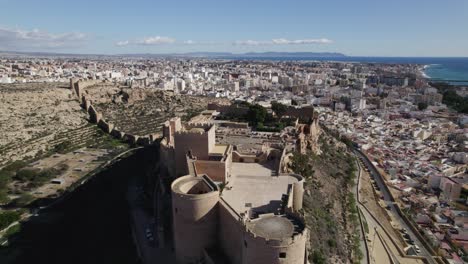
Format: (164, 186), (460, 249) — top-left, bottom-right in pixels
(160, 138), (176, 178)
(171, 173), (308, 264)
(242, 215), (308, 264)
(69, 78), (159, 146)
(173, 125), (216, 177)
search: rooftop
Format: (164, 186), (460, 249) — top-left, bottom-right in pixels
(247, 215), (300, 240)
(222, 162), (300, 215)
(210, 144), (229, 156)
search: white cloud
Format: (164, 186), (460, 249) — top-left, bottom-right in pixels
(135, 36), (175, 45)
(0, 26), (87, 50)
(272, 38), (333, 44)
(183, 40), (221, 45)
(115, 40), (129, 46)
(116, 36), (176, 47)
(234, 38), (333, 46)
(234, 40), (270, 46)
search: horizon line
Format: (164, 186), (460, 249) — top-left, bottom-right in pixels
(1, 50), (468, 59)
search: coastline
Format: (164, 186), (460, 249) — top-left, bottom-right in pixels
(420, 64), (431, 79)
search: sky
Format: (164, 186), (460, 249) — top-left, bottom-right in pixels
(0, 0), (467, 56)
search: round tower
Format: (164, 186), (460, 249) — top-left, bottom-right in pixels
(171, 175), (220, 264)
(243, 214), (308, 264)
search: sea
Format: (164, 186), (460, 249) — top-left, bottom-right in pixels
(224, 56), (468, 86)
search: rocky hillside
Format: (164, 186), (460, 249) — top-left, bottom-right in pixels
(290, 131), (360, 264)
(90, 88), (229, 136)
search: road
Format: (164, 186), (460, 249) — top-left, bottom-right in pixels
(353, 149), (436, 264)
(127, 181), (175, 264)
(351, 159), (370, 264)
(356, 159), (423, 264)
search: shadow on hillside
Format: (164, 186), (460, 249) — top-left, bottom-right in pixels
(0, 147), (158, 264)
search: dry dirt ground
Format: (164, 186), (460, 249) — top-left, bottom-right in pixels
(0, 83), (88, 166)
(12, 148), (110, 199)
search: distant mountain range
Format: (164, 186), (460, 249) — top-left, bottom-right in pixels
(120, 51), (347, 58)
(0, 50), (347, 59)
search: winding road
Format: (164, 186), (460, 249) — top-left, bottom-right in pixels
(353, 149), (436, 264)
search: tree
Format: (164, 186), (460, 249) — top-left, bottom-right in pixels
(418, 102), (428, 111)
(54, 140), (72, 154)
(247, 104), (267, 125)
(291, 152), (314, 178)
(271, 101), (287, 118)
(0, 211), (21, 230)
(310, 250), (326, 264)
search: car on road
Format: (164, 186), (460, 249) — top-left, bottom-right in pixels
(414, 245), (421, 253)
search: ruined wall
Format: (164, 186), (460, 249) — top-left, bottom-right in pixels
(207, 103), (249, 116)
(98, 119), (114, 133)
(71, 79), (102, 100)
(160, 139), (176, 178)
(69, 78), (157, 146)
(88, 105), (102, 124)
(296, 118), (322, 155)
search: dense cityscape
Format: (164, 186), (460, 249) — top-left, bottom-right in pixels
(0, 54), (466, 264)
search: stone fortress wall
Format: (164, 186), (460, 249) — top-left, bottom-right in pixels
(69, 78), (158, 146)
(171, 175), (220, 264)
(171, 173), (308, 264)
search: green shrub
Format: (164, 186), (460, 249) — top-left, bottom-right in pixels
(0, 190), (10, 204)
(310, 250), (326, 264)
(327, 239), (337, 248)
(3, 161), (27, 172)
(3, 223), (21, 238)
(0, 211), (21, 230)
(16, 168), (60, 186)
(291, 152), (314, 178)
(54, 140), (72, 154)
(11, 193), (35, 207)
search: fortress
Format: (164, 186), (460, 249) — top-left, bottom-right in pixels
(160, 117), (309, 264)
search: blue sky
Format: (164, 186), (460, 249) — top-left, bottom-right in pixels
(0, 0), (467, 56)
